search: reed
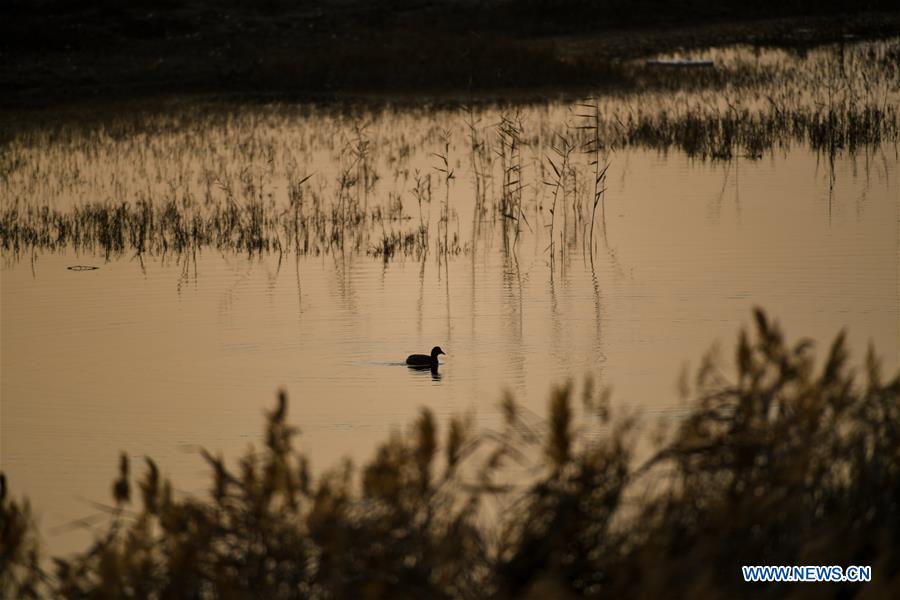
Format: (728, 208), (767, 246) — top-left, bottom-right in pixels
(544, 131), (573, 265)
(432, 129), (455, 256)
(464, 106), (489, 227)
(497, 113), (526, 249)
(576, 98), (611, 260)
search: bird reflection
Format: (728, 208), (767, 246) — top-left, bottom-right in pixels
(407, 363), (442, 381)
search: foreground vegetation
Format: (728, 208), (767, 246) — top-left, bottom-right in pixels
(2, 309), (899, 598)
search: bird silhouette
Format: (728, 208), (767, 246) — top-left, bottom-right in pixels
(406, 346), (446, 368)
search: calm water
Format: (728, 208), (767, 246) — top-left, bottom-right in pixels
(1, 77), (899, 557)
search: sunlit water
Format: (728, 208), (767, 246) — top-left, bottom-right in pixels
(2, 43), (899, 557)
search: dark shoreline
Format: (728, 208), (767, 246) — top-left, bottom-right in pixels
(1, 5), (898, 111)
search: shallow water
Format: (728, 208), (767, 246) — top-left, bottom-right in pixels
(3, 139), (897, 556)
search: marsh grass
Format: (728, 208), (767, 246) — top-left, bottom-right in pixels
(0, 40), (897, 264)
(544, 129), (574, 264)
(2, 310), (899, 597)
(497, 113), (527, 249)
(575, 99), (612, 261)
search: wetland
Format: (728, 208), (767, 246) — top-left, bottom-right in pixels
(1, 26), (899, 597)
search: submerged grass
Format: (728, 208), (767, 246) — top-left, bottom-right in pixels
(2, 310), (899, 597)
(0, 311), (900, 598)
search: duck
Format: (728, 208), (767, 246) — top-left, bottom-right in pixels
(406, 346), (446, 368)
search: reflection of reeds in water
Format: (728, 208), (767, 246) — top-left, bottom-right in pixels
(2, 310), (899, 597)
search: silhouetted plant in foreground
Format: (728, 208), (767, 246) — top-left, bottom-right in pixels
(0, 474), (42, 598)
(1, 310), (899, 598)
(614, 313), (900, 598)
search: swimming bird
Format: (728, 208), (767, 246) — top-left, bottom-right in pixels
(406, 346), (446, 367)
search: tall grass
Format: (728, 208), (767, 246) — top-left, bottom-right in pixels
(544, 130), (574, 265)
(576, 99), (612, 261)
(497, 113), (526, 249)
(2, 310), (899, 597)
